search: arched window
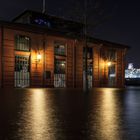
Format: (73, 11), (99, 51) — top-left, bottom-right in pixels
(15, 35), (30, 51)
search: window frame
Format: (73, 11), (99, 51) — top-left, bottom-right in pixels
(15, 35), (31, 52)
(54, 41), (67, 56)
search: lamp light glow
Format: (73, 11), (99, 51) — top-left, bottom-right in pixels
(37, 53), (41, 61)
(107, 62), (111, 66)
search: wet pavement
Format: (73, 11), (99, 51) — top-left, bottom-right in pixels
(0, 87), (140, 140)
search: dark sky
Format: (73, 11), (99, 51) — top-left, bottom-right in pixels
(0, 0), (140, 67)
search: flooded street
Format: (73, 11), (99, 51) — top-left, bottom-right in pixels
(0, 87), (140, 140)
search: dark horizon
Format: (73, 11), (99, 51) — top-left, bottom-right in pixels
(0, 0), (139, 67)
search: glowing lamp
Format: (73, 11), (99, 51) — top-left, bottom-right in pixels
(61, 63), (65, 66)
(107, 62), (111, 66)
(37, 53), (41, 61)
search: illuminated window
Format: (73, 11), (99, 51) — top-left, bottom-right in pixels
(54, 59), (66, 88)
(54, 59), (66, 74)
(15, 56), (30, 87)
(15, 35), (30, 51)
(83, 47), (93, 88)
(34, 18), (51, 27)
(54, 42), (66, 56)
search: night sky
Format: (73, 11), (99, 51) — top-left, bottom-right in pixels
(0, 0), (140, 67)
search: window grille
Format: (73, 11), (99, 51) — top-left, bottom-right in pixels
(54, 42), (66, 56)
(54, 59), (66, 88)
(83, 47), (93, 88)
(108, 64), (116, 86)
(15, 56), (30, 87)
(15, 35), (30, 51)
(101, 49), (116, 62)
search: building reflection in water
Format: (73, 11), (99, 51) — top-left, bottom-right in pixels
(89, 88), (123, 140)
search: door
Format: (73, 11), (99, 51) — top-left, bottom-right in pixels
(108, 64), (116, 87)
(15, 55), (30, 88)
(54, 59), (66, 88)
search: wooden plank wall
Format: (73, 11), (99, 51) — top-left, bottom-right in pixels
(99, 56), (108, 87)
(3, 28), (15, 87)
(67, 40), (74, 88)
(3, 28), (44, 87)
(44, 36), (54, 87)
(45, 37), (75, 88)
(116, 49), (124, 87)
(2, 28), (76, 88)
(93, 46), (100, 87)
(1, 27), (126, 88)
(75, 41), (83, 88)
(121, 50), (125, 86)
(30, 35), (44, 87)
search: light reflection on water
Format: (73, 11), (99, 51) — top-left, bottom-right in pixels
(0, 87), (140, 139)
(86, 88), (123, 140)
(17, 89), (56, 140)
(14, 89), (60, 140)
(94, 88), (122, 140)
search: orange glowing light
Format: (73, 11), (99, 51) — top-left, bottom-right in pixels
(107, 62), (111, 66)
(37, 53), (41, 61)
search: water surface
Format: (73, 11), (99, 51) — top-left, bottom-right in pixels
(0, 87), (140, 140)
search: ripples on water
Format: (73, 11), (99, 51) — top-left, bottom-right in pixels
(0, 87), (140, 140)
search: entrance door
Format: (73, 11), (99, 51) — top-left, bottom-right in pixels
(108, 64), (116, 87)
(15, 55), (30, 88)
(83, 47), (93, 89)
(54, 59), (66, 88)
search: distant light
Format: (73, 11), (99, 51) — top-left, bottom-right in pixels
(34, 18), (51, 27)
(128, 63), (134, 70)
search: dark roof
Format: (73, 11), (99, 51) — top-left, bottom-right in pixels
(0, 19), (130, 49)
(87, 36), (130, 49)
(12, 10), (84, 27)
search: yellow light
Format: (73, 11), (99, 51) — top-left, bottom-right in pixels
(61, 63), (65, 66)
(37, 53), (41, 61)
(101, 61), (105, 67)
(107, 62), (111, 66)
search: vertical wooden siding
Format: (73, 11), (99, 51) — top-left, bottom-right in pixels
(3, 28), (15, 87)
(30, 35), (44, 87)
(3, 28), (44, 87)
(1, 27), (126, 88)
(116, 49), (124, 87)
(75, 41), (83, 88)
(44, 36), (54, 87)
(93, 46), (100, 87)
(67, 40), (74, 88)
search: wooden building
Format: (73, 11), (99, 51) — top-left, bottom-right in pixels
(0, 10), (129, 88)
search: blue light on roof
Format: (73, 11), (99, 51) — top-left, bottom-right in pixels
(34, 18), (51, 27)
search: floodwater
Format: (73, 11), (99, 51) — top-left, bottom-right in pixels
(0, 87), (140, 140)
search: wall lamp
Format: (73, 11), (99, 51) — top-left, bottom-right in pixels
(107, 61), (112, 67)
(36, 52), (42, 68)
(37, 52), (42, 62)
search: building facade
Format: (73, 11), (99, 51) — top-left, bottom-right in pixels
(0, 10), (129, 88)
